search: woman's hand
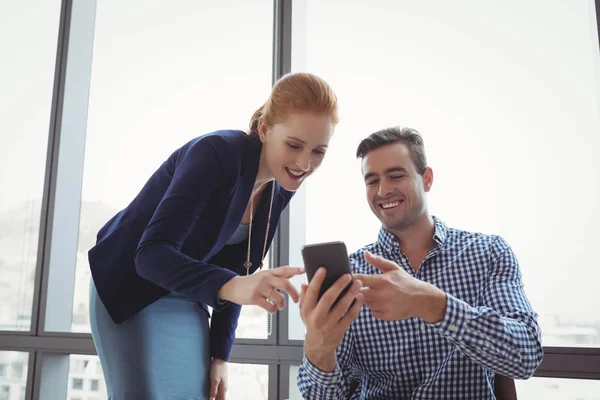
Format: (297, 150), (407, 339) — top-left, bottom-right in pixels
(209, 358), (228, 400)
(218, 266), (304, 312)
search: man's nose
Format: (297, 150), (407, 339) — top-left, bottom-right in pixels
(378, 180), (393, 197)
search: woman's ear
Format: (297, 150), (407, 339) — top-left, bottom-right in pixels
(258, 119), (269, 143)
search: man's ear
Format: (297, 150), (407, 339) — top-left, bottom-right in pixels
(423, 167), (434, 192)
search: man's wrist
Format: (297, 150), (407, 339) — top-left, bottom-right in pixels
(305, 345), (337, 372)
(417, 283), (447, 323)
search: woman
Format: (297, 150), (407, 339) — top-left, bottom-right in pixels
(88, 72), (338, 399)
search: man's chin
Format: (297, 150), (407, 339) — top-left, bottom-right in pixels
(382, 217), (410, 232)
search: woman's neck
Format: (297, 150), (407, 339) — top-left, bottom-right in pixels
(254, 149), (274, 194)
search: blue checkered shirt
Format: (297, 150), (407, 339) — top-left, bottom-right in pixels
(297, 217), (543, 399)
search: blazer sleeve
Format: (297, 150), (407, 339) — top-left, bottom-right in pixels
(134, 135), (238, 309)
(209, 303), (242, 362)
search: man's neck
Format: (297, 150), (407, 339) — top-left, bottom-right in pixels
(387, 213), (436, 262)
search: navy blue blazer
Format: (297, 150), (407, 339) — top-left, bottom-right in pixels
(88, 130), (294, 361)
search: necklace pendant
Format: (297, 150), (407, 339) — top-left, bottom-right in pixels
(244, 260), (252, 275)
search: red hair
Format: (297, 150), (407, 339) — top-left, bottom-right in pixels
(249, 72), (339, 134)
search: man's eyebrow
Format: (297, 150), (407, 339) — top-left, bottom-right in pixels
(364, 172), (378, 181)
(364, 166), (408, 181)
(385, 166), (408, 174)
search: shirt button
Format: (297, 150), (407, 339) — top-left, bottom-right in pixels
(420, 323), (425, 332)
(449, 324), (458, 332)
(425, 367), (430, 372)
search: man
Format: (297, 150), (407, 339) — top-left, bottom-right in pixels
(297, 127), (543, 399)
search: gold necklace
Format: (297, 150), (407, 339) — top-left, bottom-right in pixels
(244, 181), (275, 275)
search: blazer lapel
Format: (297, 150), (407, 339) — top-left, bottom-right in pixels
(248, 181), (286, 273)
(216, 134), (262, 249)
(214, 133), (286, 273)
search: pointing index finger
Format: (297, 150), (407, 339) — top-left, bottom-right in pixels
(352, 273), (384, 288)
(271, 266), (305, 278)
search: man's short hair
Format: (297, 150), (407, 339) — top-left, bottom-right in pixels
(356, 126), (428, 175)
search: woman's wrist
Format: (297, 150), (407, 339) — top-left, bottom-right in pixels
(217, 276), (241, 302)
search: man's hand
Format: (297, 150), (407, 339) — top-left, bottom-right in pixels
(354, 251), (447, 323)
(209, 358), (228, 400)
(300, 268), (364, 372)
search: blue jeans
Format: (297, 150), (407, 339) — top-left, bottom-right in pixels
(89, 279), (211, 399)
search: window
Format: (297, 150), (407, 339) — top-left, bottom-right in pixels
(0, 386), (9, 400)
(11, 363), (23, 379)
(288, 0), (600, 348)
(516, 377), (600, 399)
(70, 360), (86, 373)
(228, 363), (269, 400)
(1, 1), (598, 399)
(69, 0), (274, 341)
(0, 353), (28, 400)
(288, 365), (302, 400)
(0, 0), (61, 333)
(71, 378), (83, 390)
(68, 355), (105, 399)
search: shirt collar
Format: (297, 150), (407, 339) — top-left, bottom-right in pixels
(377, 215), (449, 252)
(432, 216), (448, 245)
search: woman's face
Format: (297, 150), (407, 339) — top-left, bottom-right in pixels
(258, 112), (334, 191)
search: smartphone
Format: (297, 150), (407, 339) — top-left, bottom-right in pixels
(301, 241), (354, 307)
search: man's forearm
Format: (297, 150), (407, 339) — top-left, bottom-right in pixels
(429, 293), (543, 379)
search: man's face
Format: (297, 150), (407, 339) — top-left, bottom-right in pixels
(361, 142), (433, 231)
